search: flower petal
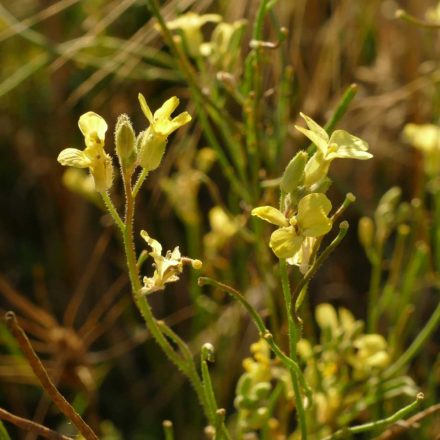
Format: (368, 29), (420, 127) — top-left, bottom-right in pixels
(297, 193), (332, 237)
(57, 148), (90, 168)
(251, 206), (289, 227)
(140, 230), (163, 255)
(404, 123), (440, 152)
(296, 113), (329, 154)
(138, 93), (154, 124)
(154, 96), (180, 121)
(90, 153), (113, 192)
(78, 112), (107, 142)
(269, 227), (303, 259)
(327, 130), (372, 160)
(155, 112), (192, 136)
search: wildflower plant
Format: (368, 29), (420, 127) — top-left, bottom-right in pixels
(2, 1), (439, 439)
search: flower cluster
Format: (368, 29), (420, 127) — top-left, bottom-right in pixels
(165, 12), (246, 70)
(234, 339), (292, 435)
(57, 95), (191, 191)
(57, 95), (196, 295)
(252, 113), (372, 271)
(296, 303), (397, 437)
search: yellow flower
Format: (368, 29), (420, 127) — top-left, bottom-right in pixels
(252, 193), (332, 260)
(200, 19), (247, 68)
(140, 231), (201, 295)
(166, 12), (222, 57)
(426, 2), (440, 22)
(295, 113), (372, 186)
(404, 123), (440, 176)
(137, 94), (192, 171)
(350, 334), (390, 377)
(57, 112), (113, 192)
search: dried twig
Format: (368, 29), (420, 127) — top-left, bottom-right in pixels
(4, 311), (99, 440)
(0, 407), (72, 440)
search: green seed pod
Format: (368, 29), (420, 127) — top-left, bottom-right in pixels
(136, 128), (167, 171)
(115, 114), (136, 167)
(280, 151), (308, 193)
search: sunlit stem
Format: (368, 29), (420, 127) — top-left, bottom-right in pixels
(162, 420), (174, 440)
(279, 259), (307, 440)
(119, 168), (214, 425)
(331, 192), (356, 223)
(294, 222), (349, 312)
(132, 168), (149, 199)
(367, 241), (383, 333)
(322, 393), (424, 440)
(198, 277), (312, 403)
(100, 191), (124, 233)
(395, 9), (440, 29)
(278, 190), (307, 439)
(384, 302), (440, 378)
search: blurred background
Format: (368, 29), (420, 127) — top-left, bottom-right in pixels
(0, 0), (439, 438)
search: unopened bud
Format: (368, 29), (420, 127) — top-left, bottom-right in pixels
(191, 259), (203, 270)
(315, 303), (338, 333)
(136, 128), (167, 171)
(253, 382), (271, 400)
(280, 151), (308, 193)
(358, 216), (374, 249)
(115, 114), (136, 167)
(202, 342), (215, 362)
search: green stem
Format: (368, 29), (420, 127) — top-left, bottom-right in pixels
(322, 393), (424, 439)
(278, 189), (307, 438)
(367, 242), (383, 333)
(294, 222), (349, 311)
(162, 420), (174, 440)
(198, 277), (312, 404)
(132, 169), (149, 199)
(100, 191), (124, 233)
(120, 171), (213, 425)
(200, 346), (218, 426)
(384, 302), (440, 378)
(146, 0), (251, 203)
(395, 9), (440, 29)
(157, 321), (193, 365)
(279, 259), (307, 440)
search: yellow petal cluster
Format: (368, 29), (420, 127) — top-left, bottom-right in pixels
(57, 112), (113, 192)
(295, 113), (372, 186)
(137, 94), (192, 171)
(252, 193), (332, 263)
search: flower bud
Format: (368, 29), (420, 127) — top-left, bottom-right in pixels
(358, 216), (374, 250)
(115, 114), (136, 167)
(136, 128), (167, 171)
(280, 151), (308, 193)
(304, 152), (330, 187)
(201, 342), (215, 362)
(315, 303), (338, 333)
